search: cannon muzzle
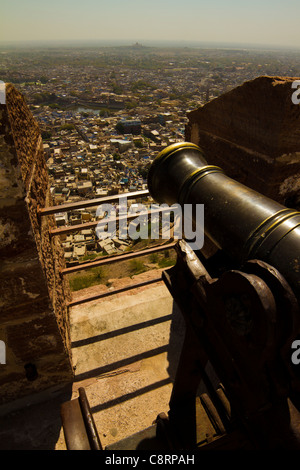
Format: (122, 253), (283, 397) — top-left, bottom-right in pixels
(147, 142), (300, 302)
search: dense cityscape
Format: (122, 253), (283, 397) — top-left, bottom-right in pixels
(1, 43), (300, 268)
(2, 0), (300, 452)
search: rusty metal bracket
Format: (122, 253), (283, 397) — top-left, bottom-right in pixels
(61, 387), (102, 450)
(161, 240), (300, 449)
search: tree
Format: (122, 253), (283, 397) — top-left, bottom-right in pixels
(99, 108), (110, 117)
(111, 81), (123, 95)
(40, 76), (48, 84)
(125, 100), (138, 110)
(116, 122), (124, 133)
(41, 130), (52, 140)
(60, 123), (75, 131)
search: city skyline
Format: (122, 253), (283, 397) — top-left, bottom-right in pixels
(1, 0), (300, 50)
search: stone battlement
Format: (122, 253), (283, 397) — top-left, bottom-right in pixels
(186, 76), (300, 207)
(0, 84), (73, 408)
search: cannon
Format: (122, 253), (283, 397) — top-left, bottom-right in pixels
(61, 142), (300, 451)
(148, 142), (300, 303)
(146, 142), (300, 449)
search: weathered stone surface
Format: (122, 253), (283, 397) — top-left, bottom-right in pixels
(5, 84), (41, 191)
(0, 268), (48, 317)
(0, 83), (73, 409)
(186, 76), (300, 206)
(6, 314), (65, 362)
(0, 371), (25, 389)
(0, 133), (24, 207)
(1, 298), (51, 325)
(0, 201), (35, 258)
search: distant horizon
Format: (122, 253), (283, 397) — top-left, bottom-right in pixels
(0, 38), (300, 53)
(1, 0), (300, 52)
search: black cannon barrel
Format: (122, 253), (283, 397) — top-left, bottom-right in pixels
(147, 142), (300, 302)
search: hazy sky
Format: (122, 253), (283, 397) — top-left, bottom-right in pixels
(1, 0), (299, 48)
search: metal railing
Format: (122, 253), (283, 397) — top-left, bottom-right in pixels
(49, 206), (174, 238)
(41, 189), (176, 305)
(61, 241), (176, 276)
(38, 190), (150, 216)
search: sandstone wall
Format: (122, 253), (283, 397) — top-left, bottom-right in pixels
(0, 84), (73, 408)
(185, 76), (300, 207)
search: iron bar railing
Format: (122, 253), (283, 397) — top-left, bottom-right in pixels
(61, 241), (176, 276)
(39, 190), (150, 216)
